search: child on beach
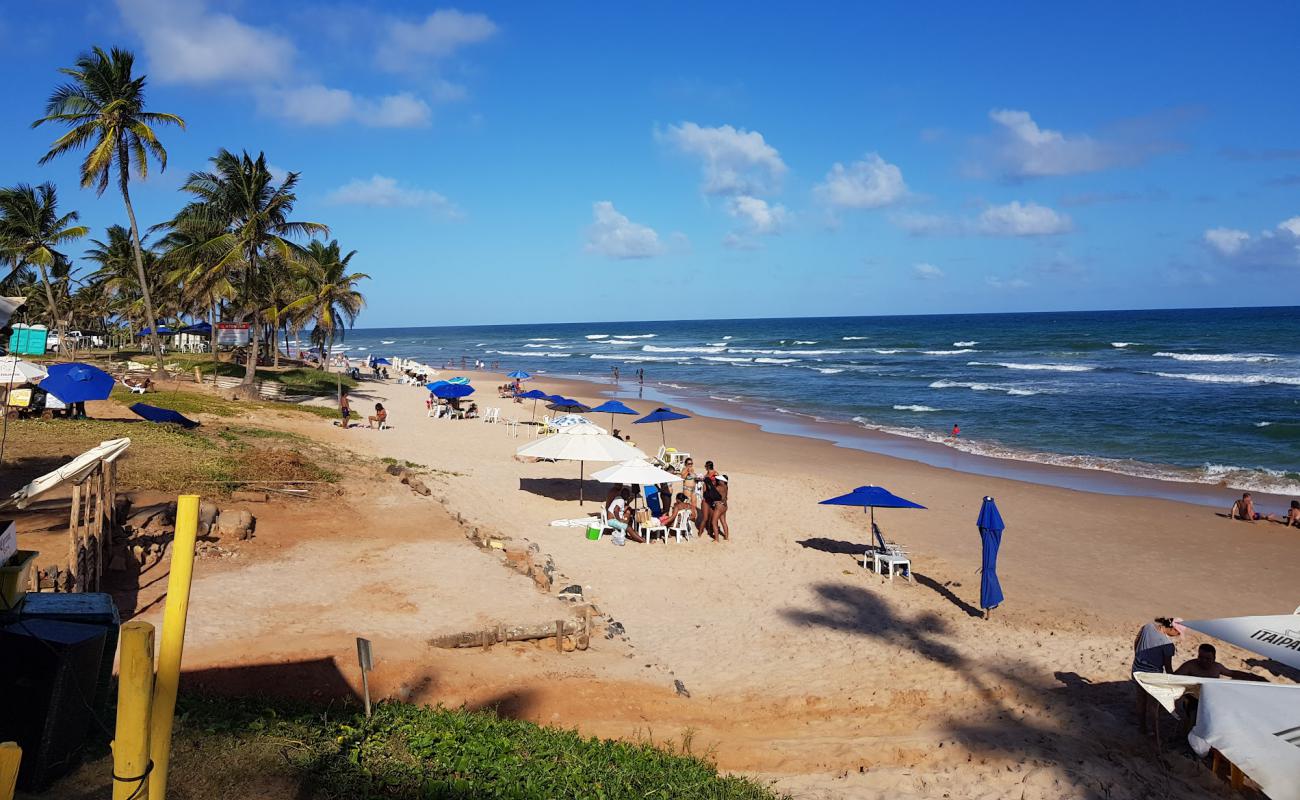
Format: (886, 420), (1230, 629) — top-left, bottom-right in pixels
(337, 388), (351, 428)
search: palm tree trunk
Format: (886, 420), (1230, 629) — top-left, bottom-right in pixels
(208, 302), (218, 381)
(117, 150), (165, 373)
(271, 309), (280, 367)
(34, 263), (65, 359)
(241, 248), (260, 385)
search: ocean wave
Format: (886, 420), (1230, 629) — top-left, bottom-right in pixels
(755, 357), (800, 364)
(922, 349), (977, 355)
(613, 334), (656, 339)
(728, 347), (856, 355)
(1150, 371), (1300, 386)
(1256, 421), (1274, 427)
(1111, 342), (1136, 348)
(793, 340), (819, 345)
(523, 343), (564, 348)
(493, 350), (573, 358)
(813, 367), (846, 374)
(929, 379), (1043, 396)
(658, 382), (690, 389)
(968, 361), (1096, 372)
(643, 344), (726, 353)
(842, 336), (869, 340)
(709, 395), (743, 403)
(872, 348), (902, 354)
(700, 356), (753, 363)
(707, 341), (729, 346)
(585, 334), (608, 339)
(894, 404), (940, 412)
(527, 337), (558, 341)
(953, 341), (978, 347)
(589, 354), (680, 362)
(380, 340), (395, 344)
(1152, 351), (1279, 363)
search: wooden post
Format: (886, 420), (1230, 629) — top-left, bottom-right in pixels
(1229, 763), (1244, 791)
(92, 468), (104, 591)
(554, 619), (564, 653)
(68, 483), (82, 592)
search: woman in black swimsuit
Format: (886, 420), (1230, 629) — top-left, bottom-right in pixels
(701, 461), (723, 541)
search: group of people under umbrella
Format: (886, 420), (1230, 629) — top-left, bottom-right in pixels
(1, 357), (198, 428)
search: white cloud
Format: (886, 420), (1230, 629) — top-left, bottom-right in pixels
(726, 195), (787, 235)
(890, 212), (952, 236)
(585, 201), (662, 259)
(986, 276), (1031, 290)
(659, 122), (787, 196)
(261, 86), (431, 128)
(814, 154), (907, 208)
(912, 263), (944, 281)
(986, 109), (1136, 179)
(379, 9), (498, 71)
(976, 201), (1073, 236)
(1203, 216), (1300, 270)
(116, 0), (295, 84)
(325, 175), (457, 217)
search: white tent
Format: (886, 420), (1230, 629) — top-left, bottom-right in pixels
(516, 424), (644, 504)
(1184, 613), (1300, 670)
(1, 438), (131, 510)
(0, 296), (25, 329)
(0, 356), (47, 386)
(591, 458), (680, 486)
(1135, 673), (1300, 800)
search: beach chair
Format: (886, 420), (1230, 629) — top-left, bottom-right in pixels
(668, 450), (691, 470)
(637, 509), (667, 544)
(121, 379), (148, 395)
(483, 407), (500, 424)
(536, 416), (555, 436)
(503, 416), (520, 436)
(863, 524), (911, 581)
(667, 508), (695, 542)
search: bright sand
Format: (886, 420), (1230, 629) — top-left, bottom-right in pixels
(144, 369), (1300, 799)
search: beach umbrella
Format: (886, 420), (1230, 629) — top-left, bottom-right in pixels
(431, 383), (475, 399)
(135, 325), (174, 336)
(1182, 613), (1300, 670)
(590, 399), (638, 431)
(516, 424), (645, 504)
(0, 356), (47, 386)
(591, 458), (680, 486)
(130, 403), (199, 429)
(373, 357), (391, 366)
(41, 362), (115, 403)
(519, 388), (550, 421)
(549, 397), (591, 413)
(634, 406), (691, 447)
(447, 376), (471, 385)
(819, 485), (926, 549)
(425, 380), (450, 391)
(976, 496), (1005, 618)
(551, 413), (598, 429)
(178, 321), (212, 335)
(507, 370), (531, 380)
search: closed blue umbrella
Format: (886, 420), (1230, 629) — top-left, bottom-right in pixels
(506, 370), (531, 380)
(590, 399), (637, 430)
(819, 485), (926, 550)
(431, 383), (475, 399)
(41, 362), (115, 403)
(130, 403), (199, 429)
(976, 496), (1005, 618)
(634, 406), (691, 447)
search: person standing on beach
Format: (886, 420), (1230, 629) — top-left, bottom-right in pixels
(612, 365), (620, 383)
(951, 424), (960, 438)
(338, 388), (351, 429)
(701, 461), (724, 541)
(1131, 617), (1183, 735)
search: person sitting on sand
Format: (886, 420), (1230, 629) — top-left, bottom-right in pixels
(1230, 492), (1276, 522)
(367, 402), (387, 429)
(1132, 617), (1183, 735)
(1174, 643), (1267, 734)
(1286, 500), (1300, 528)
(463, 401), (479, 419)
(606, 487), (644, 544)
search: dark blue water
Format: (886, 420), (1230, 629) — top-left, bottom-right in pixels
(324, 307), (1300, 496)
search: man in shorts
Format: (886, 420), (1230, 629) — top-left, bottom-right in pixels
(338, 387), (351, 428)
(1174, 643), (1267, 734)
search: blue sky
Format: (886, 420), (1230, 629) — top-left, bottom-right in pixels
(1, 1), (1298, 326)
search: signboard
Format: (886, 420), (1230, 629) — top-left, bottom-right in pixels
(216, 323), (251, 346)
(5, 388), (31, 408)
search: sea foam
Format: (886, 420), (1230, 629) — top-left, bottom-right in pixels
(968, 361), (1095, 372)
(1152, 351), (1279, 363)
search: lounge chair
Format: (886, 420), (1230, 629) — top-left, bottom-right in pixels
(863, 523), (911, 581)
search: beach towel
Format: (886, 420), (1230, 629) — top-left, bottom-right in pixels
(130, 403), (199, 429)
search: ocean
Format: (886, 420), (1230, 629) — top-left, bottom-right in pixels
(328, 307), (1300, 500)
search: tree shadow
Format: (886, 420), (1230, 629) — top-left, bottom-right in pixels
(795, 536), (869, 556)
(183, 657), (360, 704)
(467, 687), (542, 722)
(911, 571), (984, 619)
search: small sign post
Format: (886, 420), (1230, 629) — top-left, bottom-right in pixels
(356, 637), (373, 718)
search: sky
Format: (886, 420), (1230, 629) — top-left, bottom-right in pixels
(1, 1), (1298, 327)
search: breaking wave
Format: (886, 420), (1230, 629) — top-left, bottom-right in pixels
(1152, 351), (1279, 363)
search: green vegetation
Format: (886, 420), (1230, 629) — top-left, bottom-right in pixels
(152, 695), (782, 800)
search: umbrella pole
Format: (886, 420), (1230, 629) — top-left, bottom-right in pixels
(660, 421), (666, 447)
(579, 460), (584, 505)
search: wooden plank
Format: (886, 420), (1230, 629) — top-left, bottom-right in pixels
(429, 619), (582, 649)
(68, 483), (82, 592)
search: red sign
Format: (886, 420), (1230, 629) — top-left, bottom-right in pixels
(216, 323), (251, 346)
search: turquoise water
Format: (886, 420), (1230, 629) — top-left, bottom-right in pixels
(331, 307), (1300, 497)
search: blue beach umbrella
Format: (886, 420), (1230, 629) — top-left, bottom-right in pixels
(447, 376), (471, 385)
(130, 402), (199, 429)
(41, 362), (115, 403)
(506, 370), (531, 380)
(549, 397), (591, 413)
(590, 399), (637, 430)
(373, 357), (391, 366)
(519, 388), (549, 420)
(178, 321), (211, 335)
(633, 406), (691, 447)
(819, 485), (926, 550)
(425, 380), (450, 390)
(431, 383), (475, 399)
(136, 325), (174, 336)
(976, 496), (1005, 617)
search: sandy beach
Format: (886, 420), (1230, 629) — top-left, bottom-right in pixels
(98, 366), (1295, 799)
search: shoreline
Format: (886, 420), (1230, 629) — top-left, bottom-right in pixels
(529, 368), (1297, 510)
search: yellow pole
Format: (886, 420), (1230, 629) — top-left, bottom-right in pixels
(112, 621), (155, 800)
(1, 742), (21, 800)
(147, 495), (200, 800)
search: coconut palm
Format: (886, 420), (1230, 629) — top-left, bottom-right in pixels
(283, 240), (369, 369)
(84, 224), (175, 333)
(168, 149), (326, 389)
(33, 46), (185, 369)
(0, 183), (88, 349)
(157, 215), (237, 364)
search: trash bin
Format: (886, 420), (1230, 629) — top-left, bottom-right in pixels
(5, 592), (121, 720)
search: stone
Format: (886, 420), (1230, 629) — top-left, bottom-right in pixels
(214, 509), (254, 539)
(527, 542), (541, 555)
(407, 477), (432, 496)
(558, 584), (583, 601)
(385, 463), (405, 477)
(674, 679), (691, 698)
(198, 501), (218, 534)
(605, 621), (626, 639)
(575, 633), (590, 651)
(532, 569), (553, 591)
(488, 538), (505, 550)
(131, 545), (146, 564)
(504, 551), (532, 574)
(231, 490), (268, 503)
(561, 636), (576, 653)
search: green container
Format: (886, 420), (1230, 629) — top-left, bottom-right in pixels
(585, 523), (602, 541)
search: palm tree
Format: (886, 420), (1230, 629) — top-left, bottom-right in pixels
(169, 149), (326, 390)
(0, 183), (88, 350)
(84, 224), (173, 334)
(284, 240), (369, 369)
(157, 216), (236, 366)
(33, 46), (185, 369)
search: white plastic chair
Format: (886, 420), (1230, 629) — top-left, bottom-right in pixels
(638, 511), (667, 544)
(483, 407), (500, 424)
(667, 508), (695, 543)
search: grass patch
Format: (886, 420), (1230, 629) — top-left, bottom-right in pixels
(110, 386), (340, 421)
(138, 695), (781, 800)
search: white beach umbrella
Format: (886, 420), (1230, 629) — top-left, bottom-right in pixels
(1, 438), (131, 510)
(551, 413), (601, 430)
(591, 458), (680, 486)
(1183, 613), (1300, 670)
(516, 424), (644, 504)
(0, 356), (48, 386)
